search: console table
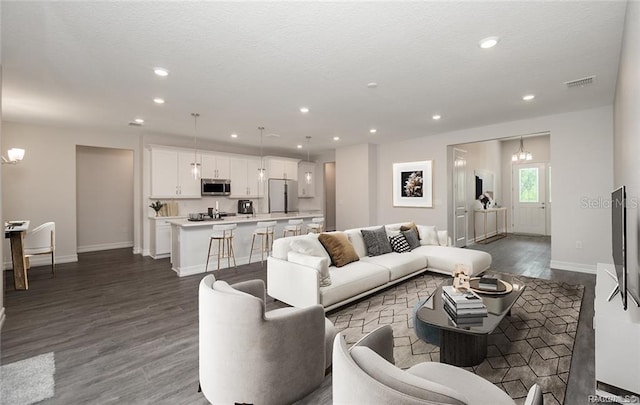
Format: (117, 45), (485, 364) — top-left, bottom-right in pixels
(473, 207), (507, 244)
(4, 220), (30, 290)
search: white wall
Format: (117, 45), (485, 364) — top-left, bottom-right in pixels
(76, 146), (134, 252)
(336, 105), (612, 272)
(1, 121), (142, 267)
(613, 0), (640, 298)
(335, 143), (377, 230)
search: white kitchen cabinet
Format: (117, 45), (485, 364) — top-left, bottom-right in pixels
(267, 157), (299, 180)
(150, 148), (201, 198)
(230, 156), (265, 198)
(150, 218), (173, 258)
(201, 153), (230, 179)
(298, 162), (316, 198)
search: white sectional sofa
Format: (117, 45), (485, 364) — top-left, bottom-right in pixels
(267, 223), (492, 312)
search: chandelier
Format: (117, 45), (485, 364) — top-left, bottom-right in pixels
(511, 136), (532, 162)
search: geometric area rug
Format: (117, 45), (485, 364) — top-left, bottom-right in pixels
(1, 352), (55, 405)
(327, 273), (583, 405)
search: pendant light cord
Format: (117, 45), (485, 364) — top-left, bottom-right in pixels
(191, 112), (200, 160)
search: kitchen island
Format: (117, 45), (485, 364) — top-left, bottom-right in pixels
(167, 212), (322, 276)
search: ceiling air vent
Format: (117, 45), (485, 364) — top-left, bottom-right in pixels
(564, 76), (595, 89)
(128, 121), (143, 127)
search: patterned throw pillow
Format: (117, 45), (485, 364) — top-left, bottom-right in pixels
(402, 229), (420, 250)
(389, 234), (411, 253)
(361, 227), (393, 257)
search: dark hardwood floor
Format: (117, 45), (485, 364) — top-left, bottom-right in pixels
(1, 235), (595, 404)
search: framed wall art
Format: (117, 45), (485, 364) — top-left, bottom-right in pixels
(392, 160), (433, 208)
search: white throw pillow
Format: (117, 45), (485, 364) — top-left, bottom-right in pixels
(437, 230), (449, 246)
(287, 251), (331, 287)
(290, 234), (331, 262)
(417, 225), (439, 245)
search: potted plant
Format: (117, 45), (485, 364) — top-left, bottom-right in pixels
(149, 200), (165, 217)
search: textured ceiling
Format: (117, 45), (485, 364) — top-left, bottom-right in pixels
(1, 1), (627, 154)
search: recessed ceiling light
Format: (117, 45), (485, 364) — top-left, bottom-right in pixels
(230, 133), (238, 138)
(522, 94), (535, 101)
(333, 136), (340, 141)
(134, 118), (145, 124)
(297, 144), (303, 149)
(432, 115), (441, 120)
(300, 107), (309, 113)
(367, 82), (378, 88)
(153, 67), (169, 77)
(479, 36), (500, 49)
(369, 129), (377, 134)
(153, 98), (165, 104)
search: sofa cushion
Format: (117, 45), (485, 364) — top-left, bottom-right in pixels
(320, 261), (389, 307)
(290, 234), (331, 262)
(389, 234), (411, 253)
(344, 229), (368, 258)
(361, 227), (392, 257)
(287, 251), (331, 287)
(400, 222), (421, 240)
(350, 346), (467, 405)
(407, 361), (513, 405)
(318, 232), (360, 268)
(437, 230), (449, 246)
(361, 252), (427, 281)
(417, 225), (439, 245)
(412, 245), (491, 277)
(402, 229), (421, 250)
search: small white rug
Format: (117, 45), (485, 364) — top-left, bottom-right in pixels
(1, 352), (55, 405)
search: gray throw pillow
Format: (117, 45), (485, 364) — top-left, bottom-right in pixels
(402, 230), (420, 250)
(361, 227), (392, 257)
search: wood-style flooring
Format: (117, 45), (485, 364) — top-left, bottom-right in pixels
(1, 235), (595, 404)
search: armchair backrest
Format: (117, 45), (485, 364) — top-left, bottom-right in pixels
(24, 222), (55, 250)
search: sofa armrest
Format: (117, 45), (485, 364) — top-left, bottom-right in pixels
(267, 256), (321, 308)
(351, 324), (395, 364)
(231, 279), (266, 302)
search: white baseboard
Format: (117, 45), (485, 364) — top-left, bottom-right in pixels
(0, 307), (5, 332)
(172, 255), (254, 277)
(133, 246), (142, 255)
(141, 249), (151, 257)
(3, 254), (78, 270)
(550, 260), (597, 274)
(77, 241), (133, 253)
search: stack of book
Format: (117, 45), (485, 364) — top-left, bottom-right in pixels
(442, 285), (488, 326)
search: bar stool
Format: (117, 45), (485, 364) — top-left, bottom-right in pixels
(249, 221), (277, 265)
(205, 224), (237, 271)
(306, 217), (325, 234)
(283, 219), (303, 237)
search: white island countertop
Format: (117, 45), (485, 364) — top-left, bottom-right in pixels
(166, 212), (322, 228)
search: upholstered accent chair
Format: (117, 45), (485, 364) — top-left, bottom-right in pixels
(333, 325), (543, 405)
(199, 274), (335, 405)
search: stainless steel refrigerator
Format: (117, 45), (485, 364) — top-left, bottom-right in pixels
(268, 179), (299, 213)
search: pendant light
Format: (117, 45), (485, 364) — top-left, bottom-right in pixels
(304, 136), (312, 184)
(512, 136), (532, 162)
(190, 113), (201, 179)
(258, 126), (266, 182)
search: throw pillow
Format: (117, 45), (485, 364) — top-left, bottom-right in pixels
(402, 229), (420, 250)
(287, 251), (332, 287)
(389, 234), (411, 253)
(361, 226), (393, 257)
(417, 225), (439, 245)
(400, 222), (421, 240)
(290, 234), (331, 262)
(318, 232), (360, 268)
(437, 230), (449, 246)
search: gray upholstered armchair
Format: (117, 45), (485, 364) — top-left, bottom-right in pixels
(333, 325), (543, 405)
(199, 274), (335, 405)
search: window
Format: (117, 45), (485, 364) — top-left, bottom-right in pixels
(519, 167), (539, 203)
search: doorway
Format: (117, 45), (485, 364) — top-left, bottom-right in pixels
(76, 146), (134, 252)
(511, 162), (550, 235)
(324, 162), (336, 231)
(452, 148), (467, 247)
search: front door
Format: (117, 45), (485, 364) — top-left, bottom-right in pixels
(453, 149), (467, 247)
(512, 163), (547, 235)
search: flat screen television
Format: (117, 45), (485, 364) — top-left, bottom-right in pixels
(610, 186), (628, 310)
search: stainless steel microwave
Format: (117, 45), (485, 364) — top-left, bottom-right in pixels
(201, 179), (231, 196)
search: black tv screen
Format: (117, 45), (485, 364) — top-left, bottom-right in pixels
(611, 186), (627, 310)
